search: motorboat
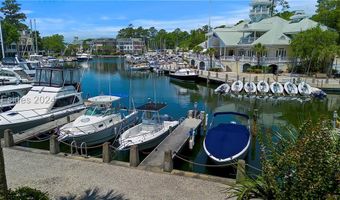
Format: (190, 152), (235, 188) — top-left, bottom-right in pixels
(0, 67), (86, 136)
(298, 82), (312, 96)
(169, 68), (198, 82)
(27, 54), (43, 69)
(130, 64), (150, 71)
(58, 95), (139, 146)
(270, 82), (284, 95)
(76, 53), (92, 62)
(1, 56), (36, 77)
(257, 80), (270, 94)
(0, 68), (33, 84)
(203, 112), (251, 164)
(284, 82), (298, 96)
(0, 84), (32, 112)
(231, 80), (243, 93)
(215, 83), (230, 94)
(118, 101), (179, 150)
(243, 82), (256, 94)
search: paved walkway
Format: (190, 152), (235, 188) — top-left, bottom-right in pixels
(3, 147), (227, 200)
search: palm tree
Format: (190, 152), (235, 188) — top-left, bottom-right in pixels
(206, 48), (216, 69)
(252, 43), (266, 72)
(0, 143), (8, 199)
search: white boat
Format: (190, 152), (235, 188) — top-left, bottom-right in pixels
(298, 82), (312, 96)
(118, 102), (179, 150)
(1, 56), (36, 77)
(243, 82), (257, 94)
(27, 54), (43, 69)
(257, 80), (270, 94)
(214, 83), (230, 94)
(270, 82), (284, 95)
(0, 84), (32, 112)
(58, 95), (139, 146)
(76, 53), (92, 62)
(284, 82), (298, 96)
(310, 87), (327, 99)
(169, 68), (198, 82)
(0, 67), (86, 136)
(130, 64), (149, 71)
(0, 68), (33, 84)
(231, 80), (243, 93)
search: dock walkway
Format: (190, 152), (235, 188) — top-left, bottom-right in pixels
(139, 117), (202, 170)
(3, 147), (226, 200)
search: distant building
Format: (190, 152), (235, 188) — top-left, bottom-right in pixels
(201, 0), (330, 73)
(92, 38), (116, 50)
(5, 30), (35, 57)
(116, 38), (145, 54)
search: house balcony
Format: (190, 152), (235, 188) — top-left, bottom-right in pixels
(221, 55), (291, 64)
(239, 37), (256, 44)
(250, 9), (270, 15)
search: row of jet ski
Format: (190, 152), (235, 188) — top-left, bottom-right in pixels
(214, 80), (327, 98)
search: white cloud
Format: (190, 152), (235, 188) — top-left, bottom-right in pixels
(22, 9), (33, 14)
(100, 15), (127, 21)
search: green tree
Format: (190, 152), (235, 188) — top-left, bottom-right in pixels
(270, 0), (290, 17)
(312, 0), (340, 41)
(1, 21), (20, 46)
(275, 10), (294, 20)
(290, 27), (339, 73)
(42, 34), (65, 55)
(0, 142), (8, 200)
(252, 43), (266, 68)
(206, 48), (216, 69)
(0, 0), (27, 30)
(192, 46), (203, 58)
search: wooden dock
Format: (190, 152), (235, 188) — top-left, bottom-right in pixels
(139, 117), (202, 171)
(1, 112), (82, 145)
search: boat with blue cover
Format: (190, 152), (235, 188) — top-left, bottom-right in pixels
(203, 112), (251, 164)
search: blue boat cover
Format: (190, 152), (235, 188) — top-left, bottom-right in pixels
(205, 123), (250, 160)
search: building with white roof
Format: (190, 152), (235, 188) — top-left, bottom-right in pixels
(203, 0), (329, 73)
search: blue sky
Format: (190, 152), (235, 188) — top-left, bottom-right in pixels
(18, 0), (317, 42)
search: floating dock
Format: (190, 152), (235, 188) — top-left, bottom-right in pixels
(139, 116), (202, 171)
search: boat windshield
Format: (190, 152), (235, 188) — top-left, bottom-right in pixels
(142, 111), (162, 124)
(85, 105), (115, 116)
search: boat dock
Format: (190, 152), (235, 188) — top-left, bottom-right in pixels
(139, 112), (203, 171)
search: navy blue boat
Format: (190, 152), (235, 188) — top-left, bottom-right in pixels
(203, 112), (251, 163)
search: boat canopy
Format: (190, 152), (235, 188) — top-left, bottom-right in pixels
(136, 102), (167, 111)
(34, 67), (81, 87)
(88, 95), (121, 104)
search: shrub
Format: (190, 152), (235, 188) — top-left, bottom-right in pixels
(227, 120), (340, 199)
(8, 187), (49, 200)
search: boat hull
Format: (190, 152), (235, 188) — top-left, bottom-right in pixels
(0, 107), (84, 137)
(169, 74), (198, 82)
(59, 112), (139, 146)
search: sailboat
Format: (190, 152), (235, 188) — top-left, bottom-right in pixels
(231, 80), (243, 93)
(270, 82), (284, 95)
(214, 83), (230, 94)
(284, 82), (298, 96)
(298, 82), (312, 96)
(257, 80), (270, 94)
(244, 82), (257, 94)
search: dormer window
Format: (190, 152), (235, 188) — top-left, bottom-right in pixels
(244, 24), (249, 29)
(279, 35), (286, 40)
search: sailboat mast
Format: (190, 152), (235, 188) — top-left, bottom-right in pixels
(34, 19), (38, 54)
(30, 19), (35, 55)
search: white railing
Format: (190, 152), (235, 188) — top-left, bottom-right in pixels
(221, 56), (291, 63)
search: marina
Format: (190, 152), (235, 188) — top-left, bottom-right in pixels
(0, 0), (339, 198)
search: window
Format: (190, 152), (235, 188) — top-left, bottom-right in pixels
(52, 96), (79, 110)
(276, 48), (286, 58)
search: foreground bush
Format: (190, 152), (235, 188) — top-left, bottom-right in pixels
(8, 187), (49, 200)
(227, 120), (340, 199)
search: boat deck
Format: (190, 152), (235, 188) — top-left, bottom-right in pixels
(139, 117), (202, 170)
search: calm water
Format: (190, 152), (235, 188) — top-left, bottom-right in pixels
(21, 57), (340, 178)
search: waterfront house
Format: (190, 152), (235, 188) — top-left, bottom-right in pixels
(5, 30), (35, 57)
(116, 38), (145, 55)
(200, 0), (328, 73)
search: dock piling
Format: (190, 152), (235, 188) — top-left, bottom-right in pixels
(225, 74), (228, 83)
(163, 150), (173, 172)
(254, 76), (258, 82)
(49, 135), (60, 154)
(215, 72), (218, 78)
(333, 111), (338, 129)
(237, 75), (239, 80)
(4, 129), (14, 147)
(267, 77), (270, 84)
(236, 159), (246, 183)
(242, 77), (245, 84)
(102, 142), (111, 163)
(129, 145), (140, 167)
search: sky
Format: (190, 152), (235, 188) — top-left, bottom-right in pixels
(17, 0), (318, 42)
